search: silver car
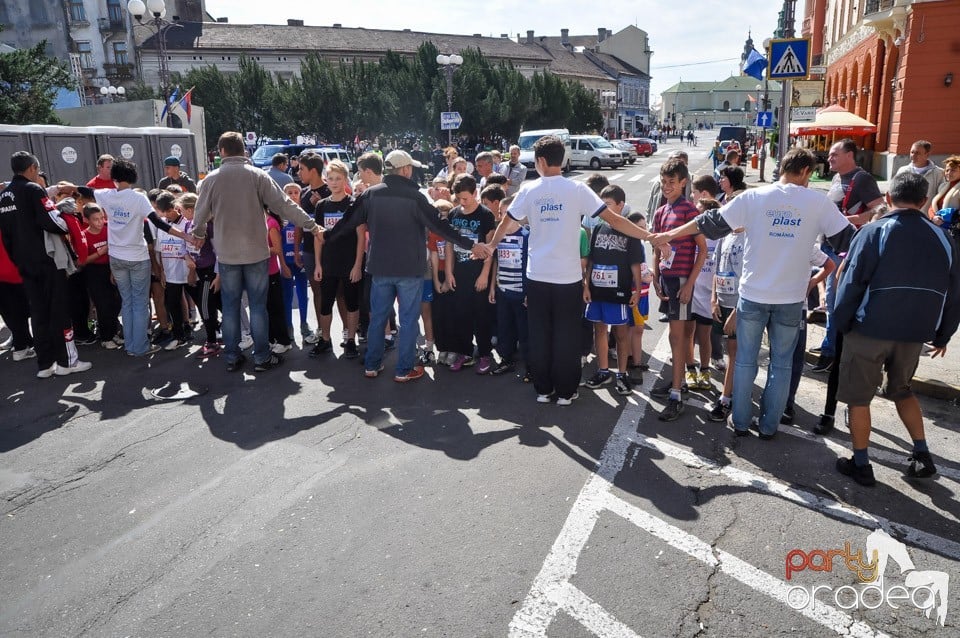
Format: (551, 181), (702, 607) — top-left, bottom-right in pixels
(611, 140), (638, 164)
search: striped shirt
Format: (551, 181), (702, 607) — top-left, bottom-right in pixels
(653, 198), (699, 277)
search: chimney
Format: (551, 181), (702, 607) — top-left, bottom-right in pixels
(473, 33), (482, 37)
(561, 28), (570, 48)
(287, 19), (304, 26)
(526, 30), (535, 44)
(333, 23), (342, 28)
(216, 16), (228, 22)
(598, 27), (607, 42)
(500, 33), (509, 39)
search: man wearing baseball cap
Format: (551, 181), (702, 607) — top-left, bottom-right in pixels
(323, 149), (487, 382)
(158, 156), (197, 193)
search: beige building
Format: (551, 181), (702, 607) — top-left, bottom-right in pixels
(659, 76), (783, 128)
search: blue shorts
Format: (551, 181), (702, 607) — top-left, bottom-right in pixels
(585, 301), (631, 326)
(422, 279), (434, 303)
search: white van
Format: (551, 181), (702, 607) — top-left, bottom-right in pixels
(517, 128), (572, 173)
(569, 135), (625, 170)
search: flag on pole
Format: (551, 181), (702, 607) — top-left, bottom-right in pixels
(160, 87), (180, 121)
(177, 87), (194, 124)
(743, 48), (767, 81)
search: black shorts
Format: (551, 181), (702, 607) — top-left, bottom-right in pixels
(659, 275), (692, 321)
(318, 274), (361, 316)
(691, 312), (713, 326)
(712, 305), (736, 340)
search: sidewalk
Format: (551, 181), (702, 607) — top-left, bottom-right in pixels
(739, 155), (959, 402)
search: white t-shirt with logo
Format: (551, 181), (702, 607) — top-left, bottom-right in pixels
(95, 188), (156, 262)
(155, 217), (189, 284)
(508, 175), (606, 284)
(719, 182), (850, 305)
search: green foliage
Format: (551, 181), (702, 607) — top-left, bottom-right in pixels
(0, 41), (76, 125)
(168, 42), (612, 144)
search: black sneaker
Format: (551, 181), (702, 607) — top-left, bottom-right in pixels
(491, 360), (515, 375)
(658, 398), (684, 421)
(518, 369), (531, 383)
(905, 451), (937, 479)
(417, 349), (436, 366)
(343, 340), (359, 359)
(836, 456), (876, 486)
(614, 373), (632, 396)
(226, 354), (247, 372)
(708, 401), (731, 422)
(151, 329), (173, 345)
(384, 336), (396, 351)
(814, 414), (835, 435)
(585, 369), (613, 389)
(75, 334), (98, 346)
(254, 354), (284, 371)
(309, 338), (332, 357)
(780, 406), (795, 425)
(811, 355), (834, 373)
(651, 383), (687, 398)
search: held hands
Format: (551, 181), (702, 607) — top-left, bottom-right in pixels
(471, 243), (493, 260)
(649, 232), (672, 248)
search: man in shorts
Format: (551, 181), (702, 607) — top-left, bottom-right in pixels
(833, 172), (960, 486)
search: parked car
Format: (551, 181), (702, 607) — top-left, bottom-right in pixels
(250, 142), (311, 168)
(611, 140), (638, 164)
(624, 138), (654, 157)
(636, 137), (658, 153)
(569, 135), (625, 169)
(517, 128), (573, 172)
(305, 145), (357, 176)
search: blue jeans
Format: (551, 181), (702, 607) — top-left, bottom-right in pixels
(220, 260), (270, 364)
(732, 298), (803, 435)
(110, 257), (152, 356)
(819, 242), (842, 356)
(281, 260), (310, 329)
(365, 276), (421, 376)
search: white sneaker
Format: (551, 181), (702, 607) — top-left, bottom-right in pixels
(54, 360), (92, 375)
(0, 335), (12, 350)
(557, 392), (579, 406)
(101, 340), (120, 350)
(271, 342), (292, 354)
(113, 334), (124, 346)
(303, 331), (319, 345)
(164, 339), (182, 351)
(36, 363), (57, 379)
(12, 347), (36, 361)
(712, 357), (726, 372)
(536, 393), (554, 403)
(239, 334), (254, 350)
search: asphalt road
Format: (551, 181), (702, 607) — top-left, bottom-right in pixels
(2, 133), (958, 637)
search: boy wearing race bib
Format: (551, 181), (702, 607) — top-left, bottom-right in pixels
(488, 195), (529, 378)
(153, 203), (190, 350)
(583, 185), (645, 396)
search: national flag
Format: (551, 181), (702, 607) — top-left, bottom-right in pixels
(160, 87), (180, 121)
(747, 94), (757, 102)
(743, 48), (767, 81)
(177, 87), (194, 124)
(354, 132), (360, 148)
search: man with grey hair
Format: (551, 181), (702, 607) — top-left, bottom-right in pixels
(475, 151), (495, 190)
(323, 150), (488, 382)
(895, 140), (945, 206)
(497, 145), (527, 197)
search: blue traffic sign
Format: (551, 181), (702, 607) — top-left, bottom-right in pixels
(440, 111), (462, 131)
(756, 111), (774, 127)
(768, 38), (810, 79)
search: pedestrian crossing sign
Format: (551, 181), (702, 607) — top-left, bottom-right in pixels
(768, 38), (810, 79)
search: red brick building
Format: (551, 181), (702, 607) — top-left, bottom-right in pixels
(803, 0), (959, 177)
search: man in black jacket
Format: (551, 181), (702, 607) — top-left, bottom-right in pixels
(324, 150), (486, 382)
(0, 152), (92, 378)
(833, 172), (960, 486)
(157, 157), (197, 193)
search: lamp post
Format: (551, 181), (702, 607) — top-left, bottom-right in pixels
(99, 85), (126, 103)
(436, 53), (463, 145)
(127, 0), (181, 126)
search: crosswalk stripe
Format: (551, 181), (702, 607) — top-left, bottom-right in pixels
(628, 174), (645, 182)
(607, 173), (623, 181)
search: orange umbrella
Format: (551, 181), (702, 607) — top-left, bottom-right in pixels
(790, 105), (877, 136)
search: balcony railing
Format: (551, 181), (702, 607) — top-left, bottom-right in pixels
(104, 63), (135, 79)
(98, 17), (126, 32)
(864, 0), (895, 15)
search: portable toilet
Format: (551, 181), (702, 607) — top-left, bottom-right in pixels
(25, 125), (98, 186)
(0, 125), (33, 168)
(144, 127), (199, 183)
(91, 126), (158, 188)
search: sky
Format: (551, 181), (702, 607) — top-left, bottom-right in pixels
(204, 0), (806, 104)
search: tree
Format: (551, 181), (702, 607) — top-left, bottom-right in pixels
(0, 40), (75, 125)
(566, 81), (604, 134)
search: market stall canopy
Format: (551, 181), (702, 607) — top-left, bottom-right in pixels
(790, 105), (877, 136)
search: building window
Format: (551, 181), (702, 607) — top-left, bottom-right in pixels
(107, 0), (124, 25)
(76, 41), (94, 69)
(68, 0), (86, 22)
(722, 100), (730, 110)
(30, 2), (50, 23)
(113, 41), (128, 65)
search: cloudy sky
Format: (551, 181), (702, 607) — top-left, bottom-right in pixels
(205, 0), (806, 103)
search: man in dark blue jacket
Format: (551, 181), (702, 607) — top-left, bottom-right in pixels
(833, 172), (960, 486)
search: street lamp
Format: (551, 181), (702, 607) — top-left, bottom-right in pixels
(127, 0), (180, 126)
(99, 85), (126, 103)
(436, 53), (463, 145)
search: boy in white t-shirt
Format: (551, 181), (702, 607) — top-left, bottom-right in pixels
(153, 205), (191, 350)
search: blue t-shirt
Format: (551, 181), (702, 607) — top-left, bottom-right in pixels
(281, 220), (298, 262)
(496, 227), (529, 297)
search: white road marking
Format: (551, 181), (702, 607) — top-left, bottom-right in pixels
(631, 434), (960, 561)
(607, 173), (623, 181)
(555, 582), (641, 638)
(628, 174), (645, 182)
(603, 493), (890, 638)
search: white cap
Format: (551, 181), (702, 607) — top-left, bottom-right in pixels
(383, 150), (422, 170)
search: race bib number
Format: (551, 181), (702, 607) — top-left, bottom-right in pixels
(285, 228), (296, 244)
(659, 247), (677, 270)
(497, 243), (522, 269)
(436, 241), (446, 260)
(160, 239), (183, 257)
(715, 272), (737, 295)
(591, 264), (618, 288)
(323, 212), (344, 230)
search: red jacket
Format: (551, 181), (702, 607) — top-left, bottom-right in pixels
(0, 231), (22, 283)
